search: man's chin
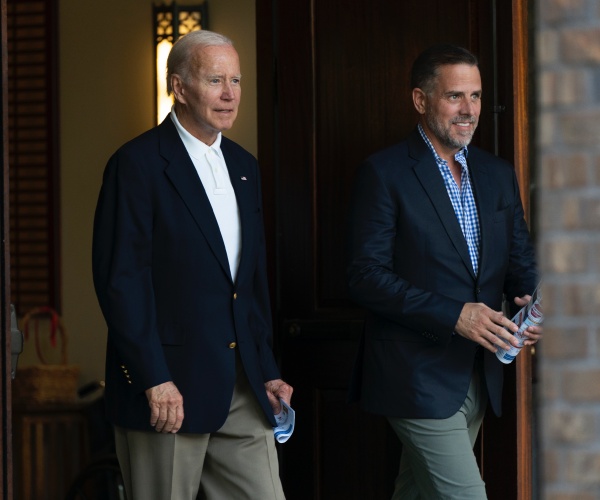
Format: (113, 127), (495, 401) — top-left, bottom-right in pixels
(216, 119), (236, 132)
(452, 133), (474, 148)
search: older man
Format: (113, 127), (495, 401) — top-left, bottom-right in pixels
(93, 30), (292, 500)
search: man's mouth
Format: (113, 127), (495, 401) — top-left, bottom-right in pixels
(452, 117), (476, 128)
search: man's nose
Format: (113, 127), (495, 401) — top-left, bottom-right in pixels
(222, 82), (235, 99)
(461, 99), (478, 116)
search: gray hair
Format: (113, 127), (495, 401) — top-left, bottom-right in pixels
(166, 30), (234, 95)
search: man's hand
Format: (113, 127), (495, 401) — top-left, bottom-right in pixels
(264, 379), (293, 415)
(455, 302), (520, 353)
(145, 381), (184, 433)
(514, 295), (543, 346)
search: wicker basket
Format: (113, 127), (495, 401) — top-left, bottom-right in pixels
(13, 307), (80, 404)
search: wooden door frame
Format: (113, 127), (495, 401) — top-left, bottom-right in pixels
(512, 0), (534, 498)
(1, 0), (14, 498)
(482, 1), (534, 498)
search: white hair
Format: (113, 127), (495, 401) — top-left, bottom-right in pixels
(166, 30), (234, 95)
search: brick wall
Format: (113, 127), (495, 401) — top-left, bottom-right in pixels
(537, 0), (600, 498)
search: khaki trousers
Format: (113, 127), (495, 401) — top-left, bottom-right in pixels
(115, 362), (285, 500)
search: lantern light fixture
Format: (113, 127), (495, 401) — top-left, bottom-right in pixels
(154, 2), (208, 124)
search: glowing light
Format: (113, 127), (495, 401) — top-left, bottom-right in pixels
(156, 39), (173, 124)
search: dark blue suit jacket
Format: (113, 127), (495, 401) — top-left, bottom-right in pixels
(347, 129), (537, 418)
(92, 116), (281, 433)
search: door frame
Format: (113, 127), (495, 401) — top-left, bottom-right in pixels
(512, 0), (535, 497)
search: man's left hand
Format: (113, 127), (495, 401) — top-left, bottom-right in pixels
(514, 295), (543, 345)
(265, 379), (293, 415)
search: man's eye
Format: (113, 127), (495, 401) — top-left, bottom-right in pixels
(232, 78), (241, 85)
(210, 79), (221, 84)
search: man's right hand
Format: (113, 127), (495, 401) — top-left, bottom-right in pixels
(145, 381), (184, 433)
(455, 302), (519, 353)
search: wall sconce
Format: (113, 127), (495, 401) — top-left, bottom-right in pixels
(154, 2), (208, 124)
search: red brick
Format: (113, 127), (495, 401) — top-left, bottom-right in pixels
(562, 28), (600, 63)
(542, 326), (588, 359)
(545, 409), (596, 443)
(567, 452), (600, 485)
(560, 111), (600, 147)
(540, 0), (587, 23)
(541, 239), (588, 273)
(563, 369), (600, 401)
(540, 154), (589, 189)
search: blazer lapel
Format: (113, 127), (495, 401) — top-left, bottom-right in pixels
(159, 117), (233, 281)
(408, 132), (476, 279)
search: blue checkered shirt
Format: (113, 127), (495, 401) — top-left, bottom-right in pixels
(418, 124), (481, 275)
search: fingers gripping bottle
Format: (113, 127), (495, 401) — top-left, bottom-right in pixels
(496, 285), (543, 365)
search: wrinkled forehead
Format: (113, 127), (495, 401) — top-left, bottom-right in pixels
(190, 44), (240, 74)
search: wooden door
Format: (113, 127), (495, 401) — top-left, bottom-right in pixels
(256, 1), (533, 498)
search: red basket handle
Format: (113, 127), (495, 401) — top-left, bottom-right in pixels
(22, 307), (68, 365)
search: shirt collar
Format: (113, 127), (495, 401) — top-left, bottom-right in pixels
(170, 107), (222, 160)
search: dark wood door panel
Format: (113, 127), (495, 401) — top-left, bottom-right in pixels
(275, 0), (495, 320)
(279, 322), (399, 500)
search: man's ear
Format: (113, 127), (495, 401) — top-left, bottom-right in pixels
(412, 88), (427, 115)
(171, 75), (185, 103)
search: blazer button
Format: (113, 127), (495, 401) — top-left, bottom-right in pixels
(233, 293), (238, 300)
(228, 342), (237, 349)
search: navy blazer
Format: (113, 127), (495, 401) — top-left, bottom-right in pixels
(92, 116), (281, 433)
(347, 129), (537, 419)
